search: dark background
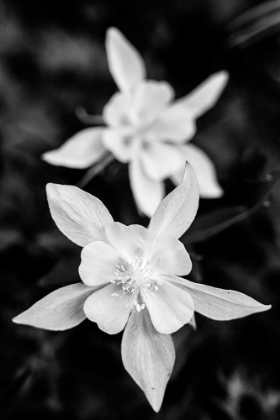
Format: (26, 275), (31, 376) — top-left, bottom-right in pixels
(1, 0), (280, 419)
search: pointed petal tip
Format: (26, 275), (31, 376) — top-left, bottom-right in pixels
(242, 302), (271, 318)
(259, 303), (272, 312)
(174, 277), (272, 321)
(208, 70), (229, 89)
(189, 315), (197, 330)
(46, 182), (72, 196)
(149, 399), (162, 412)
(12, 313), (34, 327)
(106, 27), (120, 38)
(46, 182), (55, 190)
(149, 160), (199, 238)
(214, 186), (224, 198)
(179, 70), (229, 119)
(182, 161), (200, 197)
(46, 182), (60, 198)
(46, 182), (56, 203)
(12, 315), (22, 324)
(200, 184), (224, 199)
(182, 161), (189, 181)
(210, 70), (229, 93)
(42, 151), (64, 167)
(106, 27), (127, 52)
(182, 161), (194, 181)
(105, 26), (145, 92)
(215, 70), (229, 81)
(41, 151), (50, 162)
(42, 151), (69, 167)
(248, 300), (272, 314)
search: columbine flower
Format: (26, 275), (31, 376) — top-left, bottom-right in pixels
(13, 164), (270, 412)
(42, 27), (229, 217)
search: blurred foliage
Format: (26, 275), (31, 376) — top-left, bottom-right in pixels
(227, 0), (280, 47)
(0, 0), (280, 419)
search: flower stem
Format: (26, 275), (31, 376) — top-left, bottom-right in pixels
(75, 107), (105, 125)
(77, 153), (114, 188)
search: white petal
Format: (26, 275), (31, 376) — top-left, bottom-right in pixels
(79, 241), (122, 286)
(146, 280), (194, 333)
(105, 222), (151, 261)
(103, 82), (173, 127)
(102, 129), (132, 162)
(170, 276), (271, 320)
(189, 314), (196, 329)
(42, 128), (106, 169)
(148, 233), (192, 276)
(151, 103), (196, 143)
(149, 162), (199, 239)
(140, 142), (185, 181)
(13, 283), (97, 330)
(46, 184), (114, 247)
(129, 158), (165, 217)
(106, 27), (146, 92)
(172, 144), (223, 198)
(176, 71), (229, 119)
(121, 309), (175, 412)
(103, 91), (130, 127)
(83, 283), (132, 334)
(133, 81), (174, 123)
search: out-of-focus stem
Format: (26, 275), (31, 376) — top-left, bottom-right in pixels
(77, 153), (114, 188)
(75, 107), (105, 125)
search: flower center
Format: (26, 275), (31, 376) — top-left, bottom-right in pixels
(111, 256), (162, 311)
(132, 116), (158, 139)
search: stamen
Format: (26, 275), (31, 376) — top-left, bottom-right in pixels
(111, 256), (162, 311)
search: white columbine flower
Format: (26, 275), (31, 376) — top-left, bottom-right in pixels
(42, 27), (229, 217)
(13, 164), (270, 412)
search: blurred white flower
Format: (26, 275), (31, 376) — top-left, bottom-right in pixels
(13, 164), (270, 412)
(43, 27), (229, 217)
